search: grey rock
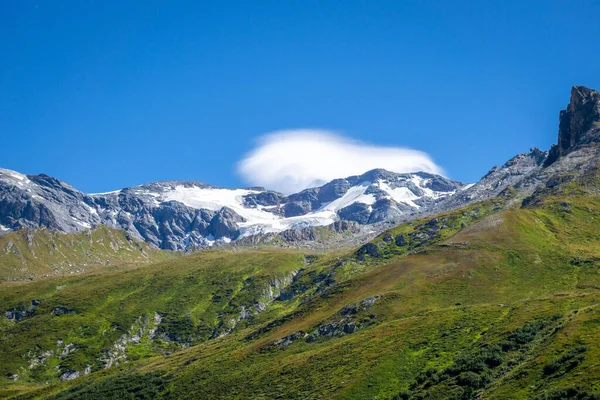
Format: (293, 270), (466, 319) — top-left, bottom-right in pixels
(52, 307), (77, 316)
(279, 227), (317, 242)
(272, 331), (305, 348)
(338, 202), (372, 224)
(382, 233), (393, 244)
(242, 191), (286, 209)
(59, 371), (80, 381)
(208, 207), (246, 240)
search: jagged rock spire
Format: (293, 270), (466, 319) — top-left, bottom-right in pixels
(545, 86), (600, 166)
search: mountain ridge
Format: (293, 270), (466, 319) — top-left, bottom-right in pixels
(0, 167), (465, 250)
(3, 85), (600, 252)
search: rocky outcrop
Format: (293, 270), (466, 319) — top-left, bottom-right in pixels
(546, 86), (600, 166)
(4, 300), (41, 322)
(208, 207), (246, 239)
(357, 243), (380, 258)
(211, 270), (299, 339)
(102, 312), (164, 368)
(271, 296), (382, 348)
(434, 148), (548, 215)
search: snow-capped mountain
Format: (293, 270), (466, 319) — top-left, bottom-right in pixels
(4, 86), (600, 250)
(0, 168), (464, 249)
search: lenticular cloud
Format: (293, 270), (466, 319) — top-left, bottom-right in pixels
(237, 129), (444, 194)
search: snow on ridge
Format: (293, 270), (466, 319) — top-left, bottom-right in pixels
(0, 168), (32, 188)
(375, 176), (457, 208)
(377, 180), (421, 208)
(160, 186), (282, 226)
(318, 183), (376, 212)
(152, 176), (456, 238)
(154, 184), (381, 238)
(161, 186), (255, 212)
(90, 189), (122, 196)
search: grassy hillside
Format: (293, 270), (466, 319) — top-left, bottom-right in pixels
(0, 226), (175, 281)
(3, 169), (600, 399)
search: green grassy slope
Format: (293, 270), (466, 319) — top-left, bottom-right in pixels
(4, 170), (600, 399)
(0, 226), (175, 281)
(0, 250), (305, 394)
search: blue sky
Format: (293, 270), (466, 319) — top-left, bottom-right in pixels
(2, 1), (600, 193)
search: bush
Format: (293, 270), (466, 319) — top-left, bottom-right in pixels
(391, 390), (412, 400)
(481, 345), (503, 367)
(543, 345), (588, 376)
(508, 320), (546, 345)
(457, 371), (482, 388)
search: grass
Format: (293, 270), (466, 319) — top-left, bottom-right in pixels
(0, 226), (175, 281)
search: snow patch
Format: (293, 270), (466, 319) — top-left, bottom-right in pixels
(81, 202), (98, 215)
(90, 189), (121, 196)
(318, 183), (376, 212)
(0, 168), (32, 188)
(376, 180), (420, 208)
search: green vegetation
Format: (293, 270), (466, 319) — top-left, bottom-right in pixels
(0, 226), (175, 281)
(4, 170), (600, 398)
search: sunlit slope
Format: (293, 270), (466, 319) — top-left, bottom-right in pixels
(0, 226), (175, 281)
(6, 170), (600, 399)
(0, 250), (305, 395)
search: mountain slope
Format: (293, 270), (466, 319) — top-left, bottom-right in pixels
(0, 168), (464, 250)
(0, 226), (175, 281)
(4, 86), (600, 399)
(5, 159), (600, 399)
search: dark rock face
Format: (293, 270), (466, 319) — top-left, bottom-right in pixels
(282, 202), (312, 218)
(329, 220), (360, 233)
(284, 189), (320, 217)
(52, 307), (77, 316)
(208, 207), (246, 239)
(367, 198), (408, 224)
(338, 202), (372, 224)
(242, 191), (286, 209)
(546, 86), (600, 166)
(357, 243), (379, 258)
(395, 234), (407, 246)
(4, 300), (40, 322)
(317, 179), (351, 203)
(279, 227), (317, 242)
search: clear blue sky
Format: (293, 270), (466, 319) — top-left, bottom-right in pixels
(2, 0), (600, 193)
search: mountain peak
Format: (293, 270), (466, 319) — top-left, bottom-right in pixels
(545, 85), (600, 166)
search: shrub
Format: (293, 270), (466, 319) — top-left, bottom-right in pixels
(391, 390), (412, 400)
(508, 320), (546, 345)
(457, 371), (482, 388)
(543, 345), (588, 376)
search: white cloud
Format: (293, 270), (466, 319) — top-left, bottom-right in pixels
(237, 129), (444, 194)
